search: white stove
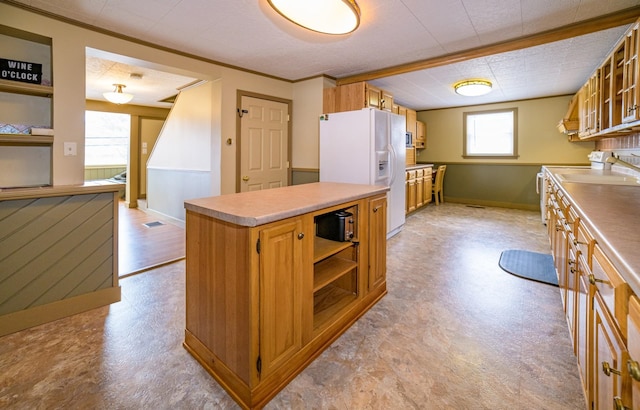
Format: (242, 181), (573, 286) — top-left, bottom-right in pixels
(588, 151), (613, 170)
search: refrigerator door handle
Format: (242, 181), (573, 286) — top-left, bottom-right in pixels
(389, 143), (397, 185)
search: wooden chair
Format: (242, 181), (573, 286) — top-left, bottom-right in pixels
(432, 165), (446, 205)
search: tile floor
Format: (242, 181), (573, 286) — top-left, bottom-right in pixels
(0, 203), (585, 409)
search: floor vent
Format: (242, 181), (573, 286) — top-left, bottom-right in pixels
(143, 221), (165, 228)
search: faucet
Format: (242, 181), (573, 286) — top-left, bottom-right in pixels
(606, 153), (640, 173)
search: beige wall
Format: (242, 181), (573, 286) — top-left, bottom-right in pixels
(1, 3), (317, 195)
(416, 95), (594, 165)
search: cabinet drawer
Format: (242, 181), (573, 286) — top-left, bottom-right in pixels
(415, 168), (424, 177)
(592, 245), (630, 338)
(407, 170), (416, 179)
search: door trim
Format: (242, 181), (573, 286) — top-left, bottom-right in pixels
(236, 90), (293, 193)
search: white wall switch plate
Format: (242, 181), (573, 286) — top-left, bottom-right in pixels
(64, 142), (77, 156)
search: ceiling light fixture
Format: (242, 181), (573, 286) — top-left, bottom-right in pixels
(454, 79), (492, 97)
(268, 0), (361, 35)
(103, 84), (133, 104)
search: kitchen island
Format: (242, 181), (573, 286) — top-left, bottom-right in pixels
(183, 182), (389, 409)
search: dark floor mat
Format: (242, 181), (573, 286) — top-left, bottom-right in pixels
(499, 249), (558, 286)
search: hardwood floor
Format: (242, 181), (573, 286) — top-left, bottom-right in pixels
(118, 201), (185, 277)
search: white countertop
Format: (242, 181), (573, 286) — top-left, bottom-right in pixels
(544, 166), (640, 295)
(184, 182), (389, 227)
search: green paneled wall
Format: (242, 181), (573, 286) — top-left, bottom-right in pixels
(292, 169), (319, 185)
(292, 165), (541, 210)
(432, 163), (542, 210)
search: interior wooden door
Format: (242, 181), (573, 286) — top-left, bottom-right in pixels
(239, 95), (289, 192)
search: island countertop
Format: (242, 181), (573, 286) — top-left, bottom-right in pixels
(184, 182), (389, 227)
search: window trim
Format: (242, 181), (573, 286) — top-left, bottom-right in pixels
(462, 107), (518, 159)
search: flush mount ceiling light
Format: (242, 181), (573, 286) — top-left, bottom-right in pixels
(268, 0), (361, 35)
(454, 79), (493, 97)
(103, 84), (133, 104)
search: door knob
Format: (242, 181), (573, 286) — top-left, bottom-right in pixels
(242, 176), (250, 181)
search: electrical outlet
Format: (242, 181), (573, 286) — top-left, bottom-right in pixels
(64, 142), (77, 156)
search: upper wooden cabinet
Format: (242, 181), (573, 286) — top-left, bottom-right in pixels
(563, 19), (640, 140)
(415, 120), (426, 149)
(578, 71), (601, 138)
(622, 22), (640, 123)
(401, 107), (426, 150)
(323, 81), (393, 113)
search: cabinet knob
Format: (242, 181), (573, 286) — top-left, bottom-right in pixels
(373, 206), (381, 213)
(628, 359), (640, 381)
(589, 274), (610, 286)
(297, 232), (304, 240)
(613, 396), (629, 410)
(602, 361), (621, 377)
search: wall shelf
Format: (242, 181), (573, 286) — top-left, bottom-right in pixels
(0, 134), (53, 144)
(0, 79), (53, 97)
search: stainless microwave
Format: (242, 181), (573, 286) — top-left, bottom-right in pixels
(406, 131), (413, 147)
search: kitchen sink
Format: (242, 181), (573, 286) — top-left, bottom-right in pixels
(555, 173), (640, 186)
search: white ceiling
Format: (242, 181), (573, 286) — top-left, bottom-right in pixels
(6, 0), (640, 110)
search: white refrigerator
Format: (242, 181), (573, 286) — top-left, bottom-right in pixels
(319, 108), (406, 238)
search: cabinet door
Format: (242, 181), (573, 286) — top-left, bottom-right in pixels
(368, 195), (387, 291)
(578, 83), (590, 137)
(587, 72), (600, 134)
(406, 109), (417, 138)
(629, 296), (640, 410)
(365, 84), (382, 110)
(623, 23), (640, 123)
(423, 169), (432, 204)
(566, 243), (578, 349)
(592, 292), (629, 410)
(381, 89), (393, 112)
(407, 171), (417, 212)
(259, 217), (304, 377)
(576, 260), (591, 398)
(415, 121), (426, 149)
(415, 169), (424, 208)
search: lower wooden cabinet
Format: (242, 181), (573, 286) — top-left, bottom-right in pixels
(593, 292), (629, 409)
(184, 191), (387, 409)
(628, 296), (640, 409)
(405, 166), (432, 214)
(544, 169), (640, 410)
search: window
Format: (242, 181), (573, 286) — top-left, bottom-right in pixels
(463, 108), (518, 158)
(85, 111), (130, 166)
